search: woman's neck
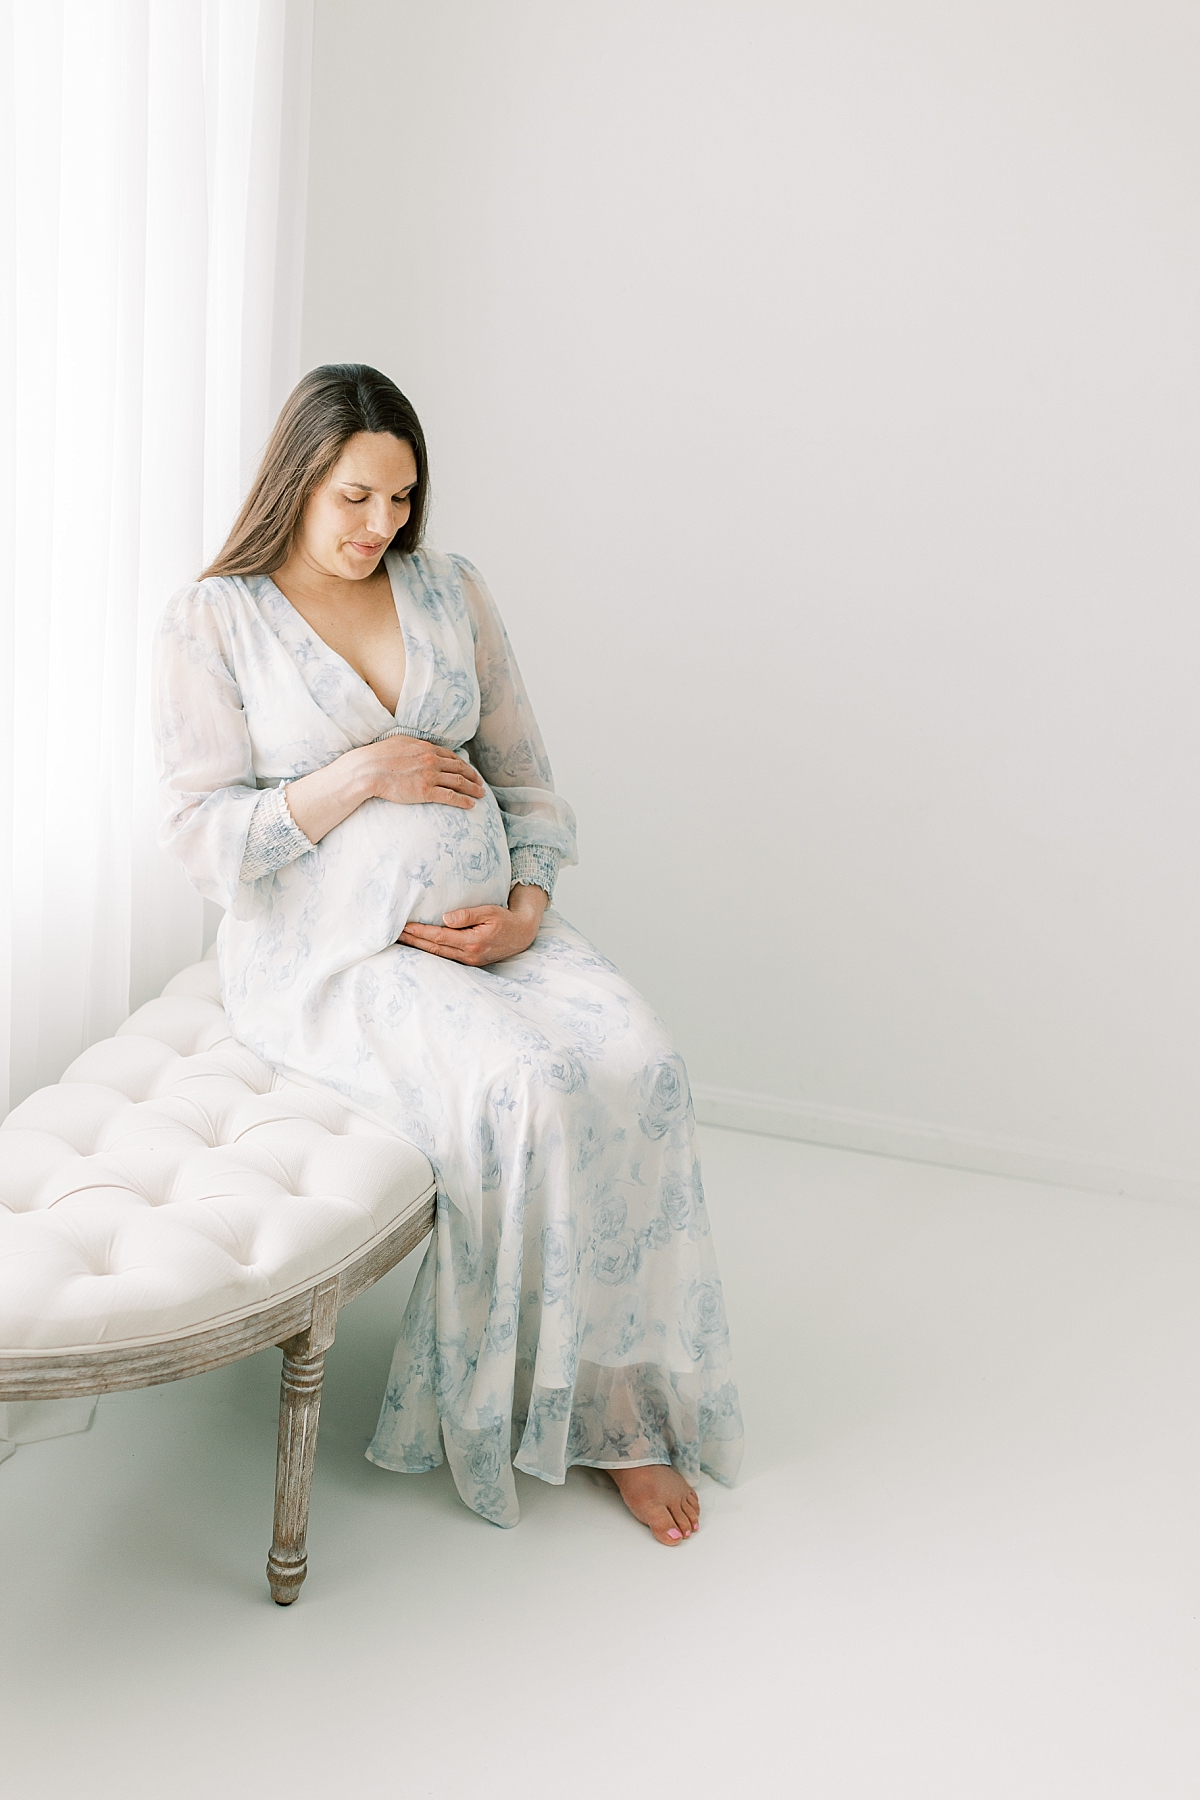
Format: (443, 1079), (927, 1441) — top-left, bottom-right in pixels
(271, 550), (392, 617)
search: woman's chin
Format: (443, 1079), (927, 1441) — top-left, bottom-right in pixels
(342, 546), (386, 575)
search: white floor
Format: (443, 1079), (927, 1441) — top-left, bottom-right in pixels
(2, 1126), (1198, 1799)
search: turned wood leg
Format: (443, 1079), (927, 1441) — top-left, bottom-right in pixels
(267, 1342), (326, 1604)
(267, 1277), (339, 1606)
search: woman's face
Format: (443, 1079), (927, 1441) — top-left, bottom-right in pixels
(295, 431), (418, 581)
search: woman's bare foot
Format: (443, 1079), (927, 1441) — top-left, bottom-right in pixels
(607, 1465), (700, 1544)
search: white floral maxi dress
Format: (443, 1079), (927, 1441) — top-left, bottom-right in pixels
(153, 547), (743, 1525)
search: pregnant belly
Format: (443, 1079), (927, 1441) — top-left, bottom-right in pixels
(223, 785), (512, 1008)
(322, 788), (512, 935)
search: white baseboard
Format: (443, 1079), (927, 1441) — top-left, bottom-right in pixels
(691, 1084), (1200, 1208)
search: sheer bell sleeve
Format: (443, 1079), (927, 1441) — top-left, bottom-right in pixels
(454, 555), (578, 901)
(152, 581), (311, 911)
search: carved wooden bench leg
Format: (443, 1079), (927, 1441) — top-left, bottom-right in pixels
(267, 1277), (339, 1606)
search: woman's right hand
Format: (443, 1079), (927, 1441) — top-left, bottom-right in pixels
(362, 734), (485, 810)
(284, 734), (485, 847)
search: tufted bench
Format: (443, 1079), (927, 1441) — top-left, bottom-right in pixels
(0, 953), (436, 1603)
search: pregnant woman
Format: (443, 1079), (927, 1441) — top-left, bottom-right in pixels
(154, 364), (743, 1544)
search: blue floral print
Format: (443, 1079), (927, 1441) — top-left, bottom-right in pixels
(153, 547), (743, 1524)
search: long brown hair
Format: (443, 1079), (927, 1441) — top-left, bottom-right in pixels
(202, 364), (429, 578)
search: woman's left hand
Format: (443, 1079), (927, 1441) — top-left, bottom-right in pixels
(397, 883), (547, 966)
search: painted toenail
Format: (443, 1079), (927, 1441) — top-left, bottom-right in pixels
(667, 1528), (682, 1540)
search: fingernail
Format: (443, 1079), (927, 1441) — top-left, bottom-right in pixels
(667, 1528), (682, 1540)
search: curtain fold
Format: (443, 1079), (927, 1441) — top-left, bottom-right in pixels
(0, 0), (313, 1113)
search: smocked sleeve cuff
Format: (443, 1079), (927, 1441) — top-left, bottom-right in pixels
(508, 844), (560, 901)
(239, 784), (314, 883)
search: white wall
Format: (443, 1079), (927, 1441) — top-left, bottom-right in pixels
(301, 0), (1200, 1198)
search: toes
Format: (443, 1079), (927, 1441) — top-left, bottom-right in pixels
(678, 1485), (702, 1528)
(652, 1508), (684, 1546)
(609, 1468), (701, 1543)
(665, 1499), (694, 1539)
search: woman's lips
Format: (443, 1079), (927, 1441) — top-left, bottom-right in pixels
(348, 541), (384, 556)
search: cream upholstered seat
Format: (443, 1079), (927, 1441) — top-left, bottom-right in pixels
(0, 953), (436, 1603)
(0, 956), (433, 1350)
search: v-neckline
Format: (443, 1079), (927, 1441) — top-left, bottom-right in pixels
(261, 552), (413, 726)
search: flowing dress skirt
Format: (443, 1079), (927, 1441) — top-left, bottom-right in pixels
(295, 909), (745, 1525)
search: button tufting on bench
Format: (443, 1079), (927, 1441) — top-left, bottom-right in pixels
(0, 958), (436, 1353)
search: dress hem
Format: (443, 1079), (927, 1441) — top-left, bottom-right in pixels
(364, 1449), (441, 1475)
(513, 1453), (671, 1487)
(365, 1444), (738, 1495)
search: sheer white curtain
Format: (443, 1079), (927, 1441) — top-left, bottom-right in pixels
(0, 0), (313, 1113)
